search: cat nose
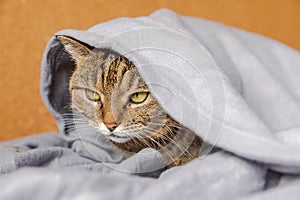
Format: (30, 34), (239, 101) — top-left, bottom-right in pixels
(104, 122), (119, 132)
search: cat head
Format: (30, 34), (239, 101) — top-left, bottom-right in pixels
(57, 36), (171, 144)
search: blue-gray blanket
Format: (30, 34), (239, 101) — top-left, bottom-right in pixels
(1, 9), (300, 200)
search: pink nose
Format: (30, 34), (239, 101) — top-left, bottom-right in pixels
(104, 122), (118, 132)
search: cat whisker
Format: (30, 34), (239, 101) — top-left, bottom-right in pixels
(137, 129), (178, 164)
(60, 117), (88, 122)
(162, 127), (193, 156)
(165, 127), (195, 159)
(143, 125), (194, 160)
(134, 133), (154, 149)
(131, 135), (148, 149)
(65, 126), (95, 134)
(62, 119), (87, 124)
(147, 121), (182, 129)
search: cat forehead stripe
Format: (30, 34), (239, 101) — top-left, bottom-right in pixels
(100, 54), (135, 91)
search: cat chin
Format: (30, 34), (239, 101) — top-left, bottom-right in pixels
(107, 136), (131, 143)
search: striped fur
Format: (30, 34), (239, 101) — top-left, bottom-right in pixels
(57, 36), (202, 169)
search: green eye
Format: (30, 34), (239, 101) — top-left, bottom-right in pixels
(130, 92), (149, 104)
(85, 89), (101, 101)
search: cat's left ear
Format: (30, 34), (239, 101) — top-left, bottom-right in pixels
(56, 35), (93, 63)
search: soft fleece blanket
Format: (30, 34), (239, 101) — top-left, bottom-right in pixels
(1, 9), (300, 199)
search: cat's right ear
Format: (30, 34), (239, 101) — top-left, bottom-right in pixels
(56, 35), (92, 63)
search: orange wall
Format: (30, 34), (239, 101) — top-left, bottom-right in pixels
(0, 0), (299, 141)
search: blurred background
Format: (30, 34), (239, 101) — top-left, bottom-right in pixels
(0, 0), (299, 141)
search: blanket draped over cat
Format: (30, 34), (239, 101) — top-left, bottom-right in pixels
(1, 9), (300, 200)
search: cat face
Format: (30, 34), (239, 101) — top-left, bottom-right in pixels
(57, 36), (202, 168)
(57, 36), (170, 144)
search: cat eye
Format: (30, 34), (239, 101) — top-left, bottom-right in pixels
(85, 89), (101, 102)
(130, 92), (149, 104)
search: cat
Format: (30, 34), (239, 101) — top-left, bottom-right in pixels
(57, 35), (202, 169)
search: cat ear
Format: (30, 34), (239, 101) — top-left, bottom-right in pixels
(56, 35), (92, 62)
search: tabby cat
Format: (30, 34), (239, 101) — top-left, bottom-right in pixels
(57, 36), (202, 169)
